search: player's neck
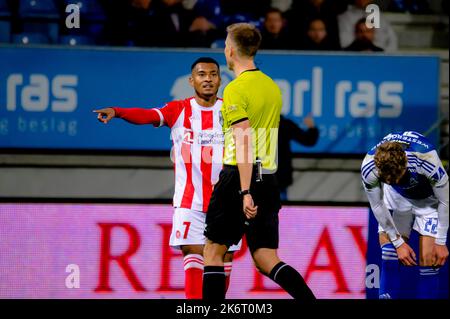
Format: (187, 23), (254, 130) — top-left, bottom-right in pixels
(233, 59), (257, 77)
(194, 95), (217, 107)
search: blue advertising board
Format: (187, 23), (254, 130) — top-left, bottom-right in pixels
(0, 46), (440, 153)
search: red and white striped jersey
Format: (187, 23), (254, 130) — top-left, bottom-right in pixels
(156, 97), (224, 213)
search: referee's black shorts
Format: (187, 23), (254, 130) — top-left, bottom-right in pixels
(204, 165), (282, 252)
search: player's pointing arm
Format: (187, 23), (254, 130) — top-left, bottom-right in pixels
(93, 106), (168, 127)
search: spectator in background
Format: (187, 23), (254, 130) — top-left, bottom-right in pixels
(345, 17), (384, 51)
(142, 0), (194, 47)
(221, 0), (271, 27)
(300, 18), (340, 50)
(338, 0), (398, 51)
(276, 115), (319, 201)
(260, 8), (292, 50)
(100, 0), (155, 46)
(287, 0), (345, 51)
(188, 0), (226, 47)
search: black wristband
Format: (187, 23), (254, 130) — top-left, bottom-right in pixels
(239, 189), (251, 196)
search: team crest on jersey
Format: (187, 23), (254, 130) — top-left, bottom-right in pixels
(182, 128), (194, 145)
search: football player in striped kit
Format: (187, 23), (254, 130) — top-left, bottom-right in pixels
(361, 131), (449, 299)
(93, 57), (241, 299)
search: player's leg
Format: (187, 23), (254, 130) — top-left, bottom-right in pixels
(181, 244), (204, 299)
(417, 235), (440, 299)
(378, 232), (403, 299)
(413, 211), (440, 299)
(203, 240), (228, 300)
(378, 185), (414, 299)
(202, 166), (246, 301)
(169, 208), (207, 299)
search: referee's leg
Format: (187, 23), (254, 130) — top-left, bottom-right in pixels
(252, 248), (316, 300)
(202, 239), (228, 301)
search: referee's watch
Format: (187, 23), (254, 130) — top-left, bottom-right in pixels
(239, 189), (251, 196)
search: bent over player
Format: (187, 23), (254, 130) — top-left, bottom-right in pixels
(93, 57), (241, 299)
(361, 131), (449, 299)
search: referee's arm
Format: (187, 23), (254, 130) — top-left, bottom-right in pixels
(232, 119), (257, 219)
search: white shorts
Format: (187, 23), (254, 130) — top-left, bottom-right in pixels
(378, 184), (439, 238)
(169, 208), (242, 252)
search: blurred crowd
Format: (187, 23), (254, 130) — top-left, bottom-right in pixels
(0, 0), (448, 51)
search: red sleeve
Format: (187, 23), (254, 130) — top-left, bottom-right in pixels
(158, 100), (186, 128)
(112, 107), (164, 127)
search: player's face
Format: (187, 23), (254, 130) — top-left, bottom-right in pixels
(190, 63), (221, 98)
(224, 36), (234, 71)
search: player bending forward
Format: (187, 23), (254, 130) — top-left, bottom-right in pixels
(362, 131), (448, 299)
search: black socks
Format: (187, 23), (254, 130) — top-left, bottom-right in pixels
(202, 266), (226, 301)
(269, 261), (316, 300)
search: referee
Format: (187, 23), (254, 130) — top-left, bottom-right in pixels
(202, 23), (315, 300)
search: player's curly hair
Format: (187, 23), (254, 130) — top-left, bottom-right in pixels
(374, 141), (408, 184)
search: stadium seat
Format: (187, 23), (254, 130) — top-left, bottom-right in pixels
(0, 0), (9, 13)
(19, 0), (59, 19)
(63, 0), (105, 21)
(0, 0), (10, 42)
(12, 32), (50, 44)
(59, 34), (94, 46)
(0, 20), (10, 42)
(60, 1), (106, 44)
(18, 1), (59, 43)
(210, 39), (225, 49)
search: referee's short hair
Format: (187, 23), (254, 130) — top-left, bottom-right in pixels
(226, 23), (262, 58)
(191, 57), (220, 71)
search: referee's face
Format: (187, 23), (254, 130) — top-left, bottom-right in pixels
(224, 36), (234, 71)
(190, 63), (221, 99)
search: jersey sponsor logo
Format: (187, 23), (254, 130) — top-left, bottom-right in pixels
(197, 131), (223, 146)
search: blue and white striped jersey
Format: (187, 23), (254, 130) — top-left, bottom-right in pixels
(362, 131), (448, 200)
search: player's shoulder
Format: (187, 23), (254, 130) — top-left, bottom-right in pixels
(361, 153), (376, 174)
(224, 78), (240, 92)
(165, 97), (193, 108)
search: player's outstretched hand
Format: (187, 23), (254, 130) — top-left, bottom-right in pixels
(396, 242), (417, 266)
(433, 244), (449, 266)
(93, 108), (115, 124)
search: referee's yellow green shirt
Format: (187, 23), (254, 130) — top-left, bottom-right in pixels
(221, 69), (282, 173)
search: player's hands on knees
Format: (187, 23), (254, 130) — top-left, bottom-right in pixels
(93, 108), (115, 124)
(396, 242), (417, 266)
(243, 194), (257, 220)
(433, 244), (449, 267)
